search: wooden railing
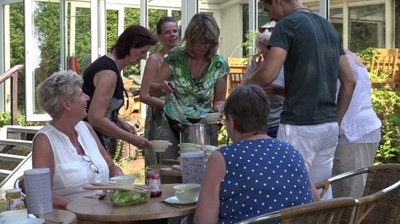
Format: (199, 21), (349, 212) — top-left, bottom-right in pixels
(0, 65), (24, 125)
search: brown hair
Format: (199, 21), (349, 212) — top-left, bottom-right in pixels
(110, 25), (158, 59)
(182, 13), (220, 61)
(224, 85), (270, 133)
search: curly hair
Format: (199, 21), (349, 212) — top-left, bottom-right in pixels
(36, 70), (83, 119)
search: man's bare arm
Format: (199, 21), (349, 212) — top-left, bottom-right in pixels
(337, 55), (356, 126)
(244, 47), (287, 87)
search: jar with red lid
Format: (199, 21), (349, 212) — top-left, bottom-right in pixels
(146, 169), (162, 197)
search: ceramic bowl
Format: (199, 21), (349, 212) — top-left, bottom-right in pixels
(151, 140), (172, 153)
(203, 113), (220, 124)
(178, 143), (203, 152)
(109, 175), (136, 186)
(172, 183), (200, 202)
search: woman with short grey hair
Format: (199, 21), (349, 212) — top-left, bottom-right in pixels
(33, 70), (123, 210)
(244, 27), (285, 138)
(195, 85), (319, 223)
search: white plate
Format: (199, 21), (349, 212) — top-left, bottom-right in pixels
(164, 196), (197, 205)
(172, 165), (182, 171)
(21, 218), (45, 224)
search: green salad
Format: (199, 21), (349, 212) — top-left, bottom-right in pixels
(109, 190), (149, 205)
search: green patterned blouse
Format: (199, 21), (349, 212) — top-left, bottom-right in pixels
(163, 46), (229, 123)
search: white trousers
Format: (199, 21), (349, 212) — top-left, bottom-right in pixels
(332, 142), (379, 199)
(277, 122), (338, 200)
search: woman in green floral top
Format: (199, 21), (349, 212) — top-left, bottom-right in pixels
(142, 13), (229, 174)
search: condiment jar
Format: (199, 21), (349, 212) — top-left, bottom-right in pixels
(5, 188), (23, 211)
(146, 169), (162, 197)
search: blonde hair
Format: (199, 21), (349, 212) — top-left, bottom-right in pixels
(182, 13), (220, 61)
(36, 70), (83, 119)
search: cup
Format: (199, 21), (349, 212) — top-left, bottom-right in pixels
(24, 168), (53, 214)
(180, 151), (205, 184)
(0, 209), (28, 224)
(173, 183), (200, 202)
(109, 175), (136, 186)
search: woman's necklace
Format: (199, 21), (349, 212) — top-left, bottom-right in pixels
(190, 58), (205, 80)
(292, 7), (311, 13)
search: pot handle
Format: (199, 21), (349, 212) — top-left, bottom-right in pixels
(218, 123), (223, 131)
(173, 124), (185, 132)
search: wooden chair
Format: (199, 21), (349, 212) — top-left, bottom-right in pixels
(227, 57), (248, 96)
(235, 197), (356, 224)
(369, 48), (399, 88)
(354, 180), (400, 224)
(315, 163), (400, 224)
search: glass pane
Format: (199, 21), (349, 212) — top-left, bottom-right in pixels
(32, 0), (61, 114)
(122, 8), (140, 83)
(396, 2), (400, 49)
(2, 2), (24, 112)
(67, 3), (92, 75)
(107, 9), (118, 54)
(329, 0), (388, 52)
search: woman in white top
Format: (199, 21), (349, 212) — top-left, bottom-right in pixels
(32, 70), (124, 210)
(332, 49), (382, 199)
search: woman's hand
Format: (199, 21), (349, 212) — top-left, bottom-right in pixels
(251, 52), (264, 72)
(130, 135), (152, 149)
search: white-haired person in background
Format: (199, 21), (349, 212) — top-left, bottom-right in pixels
(243, 25), (285, 138)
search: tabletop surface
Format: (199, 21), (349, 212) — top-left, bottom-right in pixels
(66, 184), (196, 222)
(36, 208), (78, 224)
(148, 164), (183, 177)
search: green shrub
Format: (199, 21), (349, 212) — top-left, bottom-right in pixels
(0, 112), (45, 127)
(357, 48), (400, 164)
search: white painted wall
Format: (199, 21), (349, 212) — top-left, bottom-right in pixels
(219, 4), (244, 58)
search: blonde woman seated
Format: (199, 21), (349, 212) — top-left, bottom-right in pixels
(194, 85), (319, 224)
(32, 70), (124, 210)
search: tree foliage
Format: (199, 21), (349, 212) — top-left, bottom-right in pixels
(7, 2), (182, 111)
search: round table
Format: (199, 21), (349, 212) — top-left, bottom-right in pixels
(36, 209), (78, 224)
(66, 184), (196, 222)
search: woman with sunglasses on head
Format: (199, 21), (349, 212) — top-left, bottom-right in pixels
(141, 13), (229, 171)
(243, 26), (285, 138)
(140, 16), (179, 167)
(32, 71), (124, 211)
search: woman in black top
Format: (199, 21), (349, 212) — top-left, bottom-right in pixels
(82, 24), (157, 151)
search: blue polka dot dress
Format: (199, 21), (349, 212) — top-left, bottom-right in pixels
(218, 138), (313, 224)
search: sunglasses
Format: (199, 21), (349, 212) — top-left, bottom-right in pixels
(259, 27), (274, 33)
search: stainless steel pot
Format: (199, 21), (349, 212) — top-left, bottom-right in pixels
(176, 123), (222, 146)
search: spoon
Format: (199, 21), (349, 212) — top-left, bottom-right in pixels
(83, 184), (148, 192)
(160, 200), (183, 209)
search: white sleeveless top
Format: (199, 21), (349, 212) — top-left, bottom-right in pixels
(35, 121), (109, 200)
(337, 61), (381, 144)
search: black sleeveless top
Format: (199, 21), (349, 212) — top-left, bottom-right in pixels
(82, 55), (124, 148)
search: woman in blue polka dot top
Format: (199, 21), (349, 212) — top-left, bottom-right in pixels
(194, 85), (320, 224)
